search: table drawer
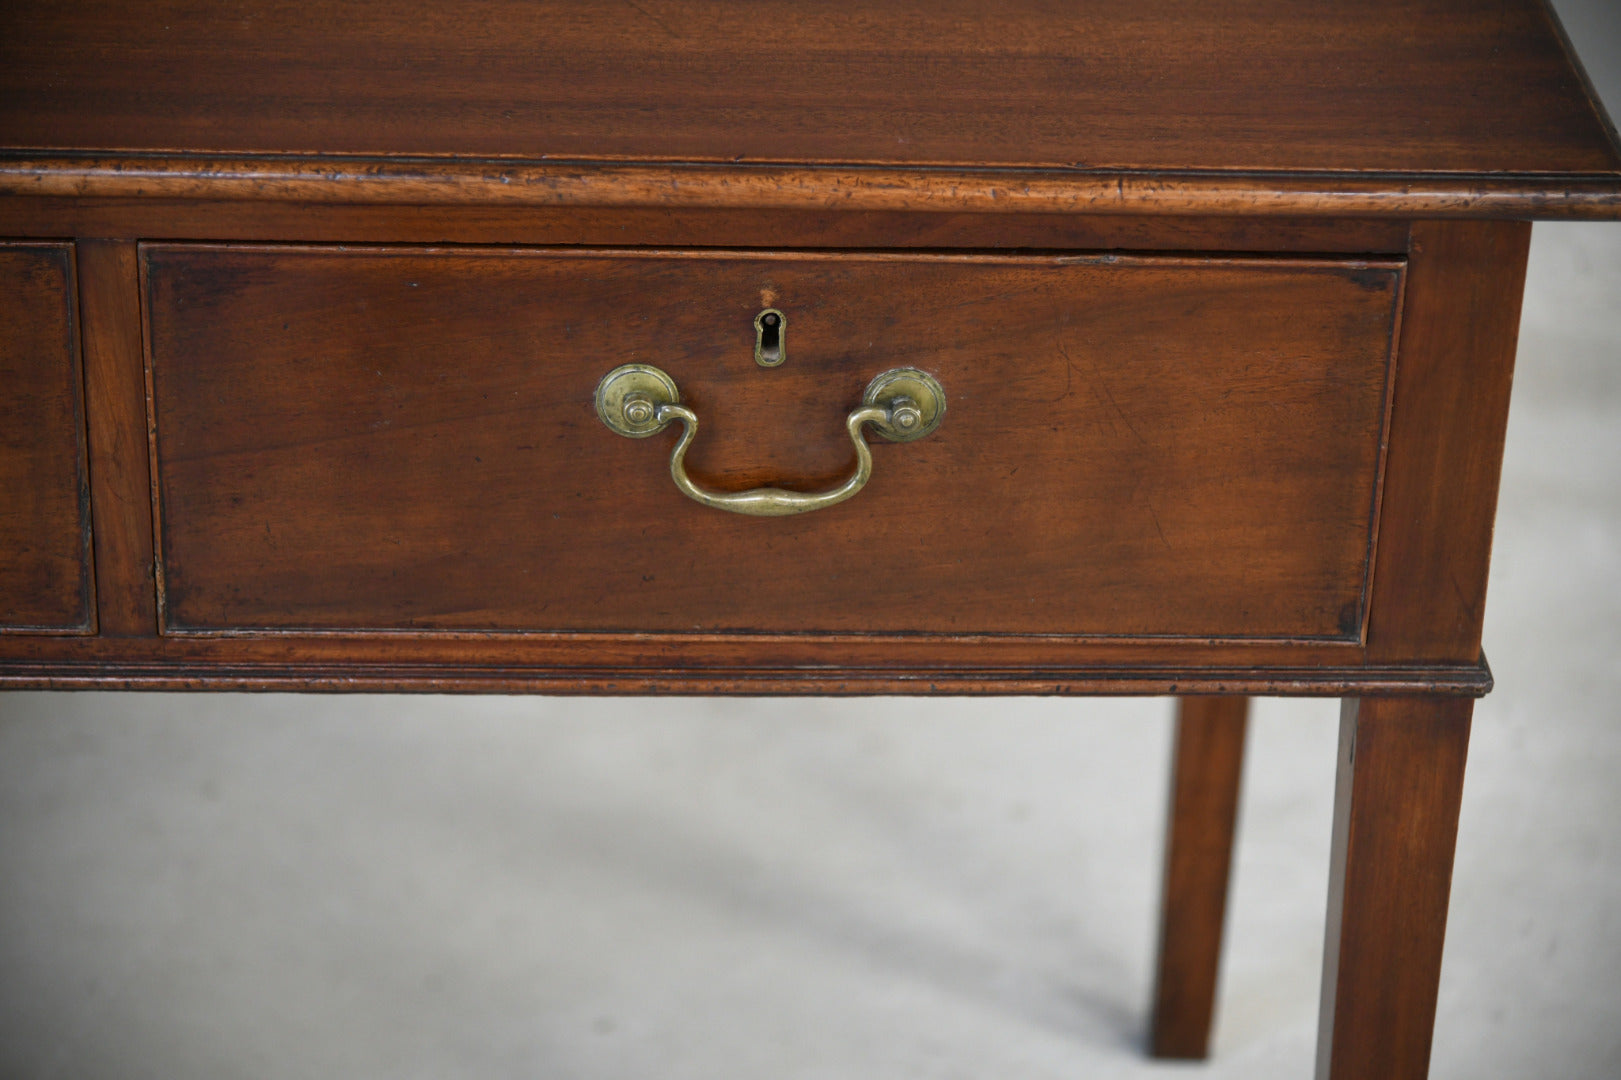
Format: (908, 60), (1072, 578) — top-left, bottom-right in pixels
(144, 245), (1400, 641)
(0, 242), (92, 633)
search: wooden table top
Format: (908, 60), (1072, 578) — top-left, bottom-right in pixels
(3, 0), (1621, 218)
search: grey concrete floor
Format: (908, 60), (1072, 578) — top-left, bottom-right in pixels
(4, 9), (1621, 1072)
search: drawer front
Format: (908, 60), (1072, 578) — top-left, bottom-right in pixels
(145, 245), (1400, 641)
(0, 243), (92, 633)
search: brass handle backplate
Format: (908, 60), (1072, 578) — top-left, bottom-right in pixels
(593, 364), (945, 516)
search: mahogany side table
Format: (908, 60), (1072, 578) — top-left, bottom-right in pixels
(2, 2), (1618, 1076)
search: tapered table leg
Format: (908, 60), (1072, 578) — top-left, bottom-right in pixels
(1150, 695), (1250, 1059)
(1316, 696), (1472, 1080)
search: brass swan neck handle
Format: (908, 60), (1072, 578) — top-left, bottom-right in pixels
(594, 364), (945, 517)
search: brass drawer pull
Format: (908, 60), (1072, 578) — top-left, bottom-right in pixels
(594, 364), (945, 517)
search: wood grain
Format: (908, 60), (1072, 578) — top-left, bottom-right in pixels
(0, 620), (1493, 696)
(0, 655), (1490, 696)
(1151, 695), (1249, 1060)
(145, 245), (1400, 640)
(0, 199), (1416, 254)
(4, 157), (1620, 220)
(0, 243), (93, 632)
(1365, 221), (1532, 663)
(78, 240), (158, 636)
(2, 0), (1617, 180)
(1317, 696), (1473, 1080)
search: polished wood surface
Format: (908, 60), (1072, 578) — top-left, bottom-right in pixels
(1317, 696), (1473, 1080)
(1151, 696), (1249, 1060)
(0, 243), (92, 633)
(0, 653), (1493, 696)
(7, 158), (1621, 220)
(1366, 221), (1532, 664)
(3, 0), (1617, 179)
(78, 241), (158, 637)
(145, 245), (1398, 639)
(0, 200), (1417, 253)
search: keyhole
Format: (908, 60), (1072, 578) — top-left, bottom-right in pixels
(754, 308), (786, 367)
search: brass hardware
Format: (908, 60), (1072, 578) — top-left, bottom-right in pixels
(593, 363), (946, 516)
(594, 363), (681, 438)
(754, 308), (786, 367)
(860, 366), (946, 442)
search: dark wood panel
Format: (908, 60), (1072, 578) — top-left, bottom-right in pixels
(78, 240), (158, 636)
(1317, 696), (1472, 1080)
(2, 0), (1617, 180)
(0, 200), (1415, 254)
(0, 243), (92, 632)
(1366, 221), (1531, 663)
(146, 246), (1400, 640)
(1151, 696), (1249, 1060)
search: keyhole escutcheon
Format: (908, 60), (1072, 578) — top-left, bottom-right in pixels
(754, 308), (786, 367)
